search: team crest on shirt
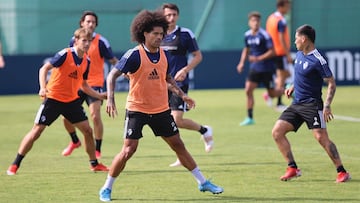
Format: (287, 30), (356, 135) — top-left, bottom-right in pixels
(303, 61), (308, 70)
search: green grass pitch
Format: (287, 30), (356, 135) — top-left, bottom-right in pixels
(0, 87), (359, 202)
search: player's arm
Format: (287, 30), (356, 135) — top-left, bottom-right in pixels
(181, 31), (203, 74)
(80, 58), (106, 100)
(108, 57), (119, 66)
(257, 47), (275, 61)
(38, 62), (53, 98)
(174, 30), (202, 81)
(174, 50), (202, 82)
(106, 67), (123, 118)
(284, 83), (294, 98)
(166, 73), (195, 109)
(0, 41), (5, 68)
(278, 31), (292, 63)
(237, 47), (249, 73)
(185, 50), (202, 72)
(323, 76), (336, 122)
(106, 68), (123, 100)
(249, 47), (275, 63)
(81, 81), (107, 100)
(99, 37), (119, 67)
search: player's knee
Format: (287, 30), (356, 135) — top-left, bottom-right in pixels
(121, 146), (137, 160)
(91, 116), (102, 126)
(174, 118), (185, 127)
(82, 126), (93, 137)
(272, 126), (284, 141)
(168, 137), (186, 152)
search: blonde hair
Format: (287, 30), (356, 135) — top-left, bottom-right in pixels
(74, 27), (92, 40)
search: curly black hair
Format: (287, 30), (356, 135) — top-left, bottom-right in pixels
(130, 10), (169, 44)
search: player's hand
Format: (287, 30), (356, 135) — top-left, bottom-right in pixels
(284, 85), (294, 98)
(106, 98), (118, 118)
(248, 55), (259, 63)
(122, 73), (130, 80)
(174, 68), (187, 82)
(182, 95), (195, 109)
(39, 88), (47, 100)
(100, 92), (107, 100)
(236, 63), (244, 73)
(286, 54), (293, 64)
(323, 106), (334, 122)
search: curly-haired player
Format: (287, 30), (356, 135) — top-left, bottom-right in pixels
(98, 10), (223, 202)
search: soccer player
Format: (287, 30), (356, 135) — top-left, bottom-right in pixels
(237, 11), (283, 126)
(98, 9), (223, 202)
(6, 28), (109, 175)
(266, 0), (292, 111)
(160, 3), (214, 167)
(62, 11), (119, 159)
(271, 24), (351, 182)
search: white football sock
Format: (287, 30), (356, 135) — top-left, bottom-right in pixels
(102, 174), (116, 190)
(191, 167), (207, 185)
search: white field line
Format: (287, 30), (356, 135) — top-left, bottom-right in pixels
(334, 115), (360, 122)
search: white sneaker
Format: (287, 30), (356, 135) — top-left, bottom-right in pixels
(276, 104), (287, 112)
(262, 92), (273, 107)
(202, 125), (214, 153)
(169, 158), (182, 167)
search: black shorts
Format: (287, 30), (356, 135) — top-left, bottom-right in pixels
(279, 101), (326, 132)
(247, 69), (276, 89)
(78, 86), (104, 106)
(169, 85), (189, 111)
(273, 56), (287, 70)
(123, 109), (179, 139)
(35, 98), (88, 126)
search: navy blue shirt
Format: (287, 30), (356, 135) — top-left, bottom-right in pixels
(160, 26), (199, 87)
(244, 28), (275, 72)
(277, 14), (287, 33)
(293, 49), (332, 104)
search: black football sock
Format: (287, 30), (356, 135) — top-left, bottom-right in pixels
(248, 108), (253, 119)
(199, 126), (207, 134)
(12, 153), (25, 166)
(288, 161), (297, 169)
(95, 139), (102, 152)
(277, 96), (283, 106)
(69, 132), (80, 143)
(336, 165), (346, 173)
(90, 159), (99, 167)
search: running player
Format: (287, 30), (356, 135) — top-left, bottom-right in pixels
(160, 3), (214, 167)
(7, 28), (109, 175)
(98, 9), (223, 202)
(266, 0), (293, 111)
(62, 11), (118, 159)
(237, 11), (283, 126)
(272, 24), (350, 183)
